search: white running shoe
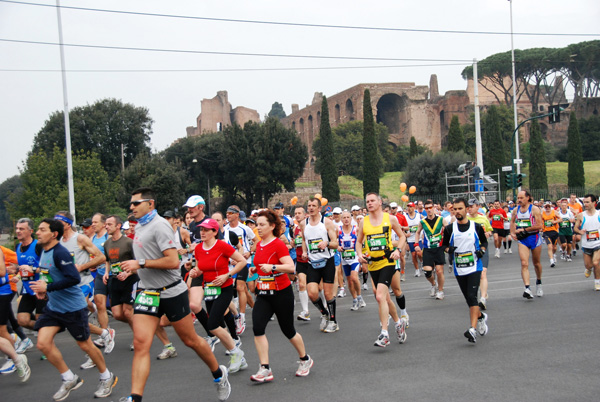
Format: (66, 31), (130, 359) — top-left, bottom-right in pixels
(415, 270), (420, 277)
(550, 259), (556, 268)
(358, 297), (366, 308)
(337, 288), (346, 298)
(225, 338), (242, 355)
(495, 249), (500, 258)
(504, 249), (508, 254)
(319, 315), (329, 332)
(205, 336), (221, 352)
(362, 283), (368, 291)
(400, 273), (406, 282)
(435, 290), (444, 300)
(250, 366), (273, 383)
(53, 375), (84, 401)
(295, 355), (314, 377)
(323, 320), (339, 333)
(15, 355), (31, 382)
(464, 327), (477, 344)
(16, 338), (34, 354)
(350, 300), (359, 311)
(509, 248), (513, 254)
(523, 288), (534, 300)
(536, 284), (544, 297)
(156, 345), (177, 360)
(215, 365), (231, 400)
(395, 319), (407, 344)
(477, 312), (488, 336)
(374, 333), (390, 348)
(80, 355), (96, 370)
(228, 349), (248, 373)
(429, 285), (437, 298)
(103, 328), (116, 354)
(401, 313), (410, 328)
(296, 311), (311, 321)
(94, 371), (117, 398)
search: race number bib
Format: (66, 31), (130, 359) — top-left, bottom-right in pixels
(409, 225), (418, 233)
(204, 283), (222, 301)
(308, 239), (323, 253)
(342, 250), (356, 260)
(110, 263), (122, 275)
(256, 277), (277, 296)
(20, 266), (34, 281)
(134, 290), (160, 314)
(429, 233), (442, 248)
(544, 220), (554, 227)
(493, 215), (502, 221)
(454, 252), (475, 269)
(294, 236), (303, 247)
(517, 219), (531, 228)
(39, 268), (53, 283)
(366, 233), (386, 251)
(560, 219), (570, 228)
(586, 230), (599, 241)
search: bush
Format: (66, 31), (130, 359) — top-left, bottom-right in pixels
(404, 150), (471, 196)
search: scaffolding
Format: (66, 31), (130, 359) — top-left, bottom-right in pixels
(446, 170), (501, 204)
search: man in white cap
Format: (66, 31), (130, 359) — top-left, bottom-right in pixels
(183, 195), (208, 248)
(331, 207), (345, 297)
(351, 205), (361, 226)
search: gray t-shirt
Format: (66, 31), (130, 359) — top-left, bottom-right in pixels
(133, 214), (187, 298)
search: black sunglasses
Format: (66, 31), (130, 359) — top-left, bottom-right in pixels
(130, 199), (153, 206)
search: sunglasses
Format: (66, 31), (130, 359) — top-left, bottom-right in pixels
(130, 199), (153, 206)
(424, 206), (433, 210)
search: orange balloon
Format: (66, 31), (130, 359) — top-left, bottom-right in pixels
(321, 197), (328, 206)
(291, 197), (298, 206)
(314, 193), (322, 199)
(400, 182), (407, 192)
(409, 186), (417, 194)
(401, 195), (409, 202)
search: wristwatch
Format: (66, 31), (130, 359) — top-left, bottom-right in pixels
(139, 259), (146, 268)
(272, 265), (277, 273)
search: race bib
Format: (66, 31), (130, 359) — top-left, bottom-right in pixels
(544, 220), (554, 227)
(342, 250), (356, 260)
(39, 268), (53, 283)
(256, 277), (277, 296)
(493, 215), (502, 221)
(110, 262), (122, 275)
(204, 283), (222, 301)
(517, 219), (531, 228)
(20, 266), (35, 281)
(455, 252), (475, 268)
(560, 219), (570, 228)
(366, 233), (387, 251)
(134, 290), (160, 314)
(308, 239), (323, 253)
(294, 236), (303, 247)
(586, 230), (599, 241)
(429, 233), (442, 248)
(409, 225), (418, 233)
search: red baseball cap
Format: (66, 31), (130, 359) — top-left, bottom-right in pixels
(199, 218), (219, 231)
(407, 202), (415, 207)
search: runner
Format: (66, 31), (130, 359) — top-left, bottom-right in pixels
(502, 205), (513, 254)
(467, 200), (493, 310)
(120, 188), (231, 402)
(30, 218), (117, 400)
(357, 193), (408, 347)
(441, 198), (489, 344)
(574, 194), (600, 290)
(338, 211), (365, 310)
(414, 200), (446, 300)
(331, 207), (346, 298)
(404, 202), (423, 277)
(557, 199), (575, 262)
(300, 197), (340, 333)
(249, 209), (313, 382)
(510, 190), (544, 299)
(541, 202), (560, 268)
(569, 194), (583, 255)
(392, 203), (408, 281)
(90, 213), (112, 352)
(293, 207), (311, 321)
(488, 200), (508, 259)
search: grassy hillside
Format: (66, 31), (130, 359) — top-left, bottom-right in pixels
(521, 160), (600, 188)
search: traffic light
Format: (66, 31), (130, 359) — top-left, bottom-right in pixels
(549, 105), (561, 124)
(505, 173), (513, 189)
(515, 173), (523, 187)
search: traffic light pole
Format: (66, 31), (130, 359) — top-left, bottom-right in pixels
(510, 110), (557, 201)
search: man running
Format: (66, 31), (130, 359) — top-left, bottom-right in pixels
(541, 202), (560, 268)
(293, 207), (311, 321)
(415, 199), (445, 300)
(510, 190), (544, 299)
(488, 200), (508, 259)
(90, 213), (112, 351)
(569, 194), (583, 255)
(338, 211), (365, 310)
(557, 199), (575, 262)
(404, 202), (423, 277)
(467, 200), (493, 310)
(574, 194), (600, 291)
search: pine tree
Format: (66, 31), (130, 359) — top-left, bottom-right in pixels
(483, 105), (506, 176)
(317, 96), (340, 201)
(528, 118), (547, 191)
(567, 112), (585, 188)
(409, 136), (418, 159)
(362, 89), (380, 197)
(446, 115), (464, 152)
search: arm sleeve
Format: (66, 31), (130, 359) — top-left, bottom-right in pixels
(47, 248), (81, 292)
(441, 225), (453, 248)
(475, 224), (488, 249)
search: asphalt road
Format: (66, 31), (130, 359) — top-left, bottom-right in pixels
(3, 245), (598, 402)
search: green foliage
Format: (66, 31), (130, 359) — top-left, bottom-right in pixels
(579, 115), (600, 161)
(362, 89), (380, 197)
(409, 137), (419, 159)
(404, 151), (471, 196)
(267, 102), (286, 120)
(446, 115), (464, 153)
(314, 96), (339, 201)
(520, 140), (557, 164)
(0, 175), (22, 229)
(567, 112), (585, 187)
(482, 105), (508, 175)
(32, 98), (153, 177)
(7, 147), (119, 222)
(528, 118), (548, 191)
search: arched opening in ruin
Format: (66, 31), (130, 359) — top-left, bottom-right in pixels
(292, 121), (296, 131)
(439, 110), (447, 147)
(308, 115), (314, 143)
(335, 104), (341, 123)
(376, 93), (408, 142)
(345, 99), (354, 121)
(317, 111), (321, 125)
(299, 118), (304, 133)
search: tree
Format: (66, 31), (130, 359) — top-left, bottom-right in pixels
(579, 114), (600, 161)
(528, 118), (548, 191)
(567, 112), (585, 188)
(7, 147), (119, 222)
(0, 175), (22, 229)
(362, 89), (380, 197)
(314, 96), (339, 201)
(409, 136), (419, 159)
(267, 102), (287, 120)
(404, 151), (471, 196)
(482, 105), (507, 176)
(32, 98), (153, 177)
(446, 115), (464, 153)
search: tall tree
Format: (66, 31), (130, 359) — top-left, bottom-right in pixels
(362, 89), (380, 197)
(409, 136), (419, 159)
(267, 102), (287, 120)
(0, 175), (22, 229)
(482, 105), (507, 176)
(31, 98), (153, 177)
(314, 96), (339, 201)
(528, 118), (548, 191)
(446, 115), (464, 153)
(567, 112), (585, 188)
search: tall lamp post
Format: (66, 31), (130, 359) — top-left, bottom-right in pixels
(192, 158), (210, 214)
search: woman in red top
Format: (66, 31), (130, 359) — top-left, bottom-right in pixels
(190, 219), (248, 373)
(249, 210), (313, 383)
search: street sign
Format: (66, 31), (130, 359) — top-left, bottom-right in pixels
(502, 166), (513, 172)
(513, 159), (523, 164)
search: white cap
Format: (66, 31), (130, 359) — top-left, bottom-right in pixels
(390, 202), (398, 208)
(122, 221), (130, 230)
(351, 205), (361, 211)
(183, 195), (205, 207)
(332, 207), (342, 214)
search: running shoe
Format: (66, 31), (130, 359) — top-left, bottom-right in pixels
(323, 320), (339, 333)
(225, 339), (242, 355)
(523, 288), (534, 300)
(358, 298), (367, 308)
(585, 268), (592, 278)
(94, 372), (118, 398)
(235, 315), (245, 336)
(295, 355), (313, 377)
(495, 249), (500, 258)
(157, 345), (177, 360)
(560, 252), (565, 260)
(53, 375), (84, 401)
(350, 300), (359, 311)
(103, 328), (116, 354)
(401, 313), (410, 328)
(414, 270), (421, 277)
(319, 315), (329, 332)
(509, 248), (513, 254)
(362, 283), (368, 291)
(93, 337), (105, 348)
(0, 359), (15, 374)
(504, 249), (508, 254)
(400, 273), (406, 282)
(296, 311), (311, 321)
(477, 312), (488, 336)
(464, 327), (477, 344)
(130, 343), (135, 351)
(250, 366), (274, 383)
(566, 255), (572, 262)
(479, 297), (487, 311)
(205, 336), (221, 352)
(435, 290), (445, 300)
(228, 349), (248, 373)
(595, 282), (600, 291)
(16, 338), (34, 354)
(429, 285), (437, 297)
(374, 333), (390, 347)
(15, 355), (30, 382)
(395, 319), (407, 344)
(215, 365), (231, 400)
(550, 259), (556, 268)
(536, 284), (544, 297)
(337, 288), (346, 298)
(572, 250), (576, 256)
(80, 355), (96, 370)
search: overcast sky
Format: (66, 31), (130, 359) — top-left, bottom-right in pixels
(1, 0), (598, 184)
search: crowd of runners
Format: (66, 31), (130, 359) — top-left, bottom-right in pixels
(1, 188), (599, 401)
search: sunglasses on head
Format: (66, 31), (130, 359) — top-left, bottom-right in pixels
(130, 199), (153, 206)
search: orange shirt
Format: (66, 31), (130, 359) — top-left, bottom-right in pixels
(569, 202), (583, 215)
(542, 210), (559, 232)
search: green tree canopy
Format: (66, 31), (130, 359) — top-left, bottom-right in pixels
(362, 89), (380, 197)
(528, 118), (548, 191)
(446, 115), (464, 153)
(314, 96), (340, 201)
(267, 102), (287, 120)
(404, 151), (471, 196)
(567, 112), (585, 188)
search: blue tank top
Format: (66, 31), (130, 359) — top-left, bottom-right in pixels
(18, 240), (40, 296)
(92, 233), (109, 276)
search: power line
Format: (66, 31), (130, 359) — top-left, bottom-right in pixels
(2, 0), (598, 37)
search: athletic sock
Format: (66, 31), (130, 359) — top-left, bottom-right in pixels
(508, 240), (512, 248)
(164, 343), (173, 349)
(131, 394), (143, 402)
(536, 279), (542, 285)
(239, 312), (245, 321)
(326, 298), (337, 322)
(61, 369), (75, 382)
(299, 355), (309, 361)
(312, 298), (328, 316)
(363, 272), (368, 283)
(99, 369), (111, 380)
(503, 241), (507, 249)
(525, 285), (531, 289)
(261, 364), (270, 370)
(211, 367), (223, 380)
(298, 290), (309, 312)
(319, 289), (327, 308)
(381, 330), (389, 337)
(224, 312), (238, 339)
(395, 294), (406, 310)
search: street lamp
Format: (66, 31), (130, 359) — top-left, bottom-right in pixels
(192, 158), (210, 214)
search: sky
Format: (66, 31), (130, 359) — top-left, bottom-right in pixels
(1, 0), (598, 184)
